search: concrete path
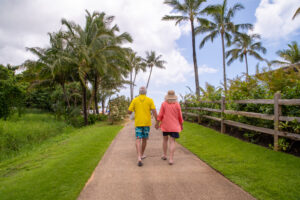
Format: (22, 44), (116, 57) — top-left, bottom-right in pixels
(78, 121), (255, 200)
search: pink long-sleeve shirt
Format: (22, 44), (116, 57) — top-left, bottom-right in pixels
(157, 101), (183, 132)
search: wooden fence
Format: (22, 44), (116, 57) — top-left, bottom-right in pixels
(182, 92), (300, 151)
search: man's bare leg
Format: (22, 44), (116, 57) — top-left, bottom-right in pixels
(169, 137), (176, 164)
(162, 136), (168, 159)
(141, 138), (147, 158)
(136, 138), (142, 161)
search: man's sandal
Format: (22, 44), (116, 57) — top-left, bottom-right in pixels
(138, 161), (143, 167)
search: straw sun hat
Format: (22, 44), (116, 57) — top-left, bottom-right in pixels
(165, 90), (178, 102)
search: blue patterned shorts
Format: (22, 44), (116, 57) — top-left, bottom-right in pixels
(135, 126), (150, 139)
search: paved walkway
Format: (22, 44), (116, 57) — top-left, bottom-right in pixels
(78, 121), (255, 200)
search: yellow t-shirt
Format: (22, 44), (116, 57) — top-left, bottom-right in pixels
(128, 95), (155, 127)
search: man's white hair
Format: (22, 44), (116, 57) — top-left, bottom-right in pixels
(139, 86), (147, 95)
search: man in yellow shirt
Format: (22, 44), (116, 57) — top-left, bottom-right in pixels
(128, 86), (157, 167)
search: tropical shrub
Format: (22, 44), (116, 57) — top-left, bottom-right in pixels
(108, 96), (130, 124)
(88, 114), (97, 125)
(96, 114), (108, 121)
(183, 71), (300, 152)
(0, 65), (25, 119)
(26, 87), (54, 111)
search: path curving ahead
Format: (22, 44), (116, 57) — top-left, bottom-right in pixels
(78, 121), (255, 200)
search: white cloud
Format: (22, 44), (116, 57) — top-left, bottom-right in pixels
(0, 0), (198, 84)
(198, 64), (218, 74)
(136, 49), (193, 86)
(253, 0), (300, 40)
(179, 23), (191, 36)
(0, 0), (221, 105)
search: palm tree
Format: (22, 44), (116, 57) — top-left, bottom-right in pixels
(196, 0), (252, 94)
(127, 50), (146, 101)
(162, 0), (206, 97)
(26, 31), (72, 108)
(226, 33), (266, 79)
(272, 41), (300, 66)
(84, 11), (132, 114)
(144, 51), (166, 89)
(292, 7), (300, 20)
(61, 13), (106, 124)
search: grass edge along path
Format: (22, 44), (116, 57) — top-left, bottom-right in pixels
(0, 123), (122, 200)
(178, 122), (300, 200)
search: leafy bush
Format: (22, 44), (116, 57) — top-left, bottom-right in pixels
(96, 114), (108, 121)
(0, 65), (25, 119)
(88, 114), (97, 125)
(183, 72), (300, 152)
(108, 95), (130, 124)
(68, 115), (85, 128)
(26, 87), (54, 111)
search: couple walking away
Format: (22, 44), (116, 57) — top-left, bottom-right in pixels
(128, 86), (183, 167)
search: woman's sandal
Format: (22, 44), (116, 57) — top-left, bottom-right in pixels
(168, 161), (173, 165)
(161, 156), (167, 160)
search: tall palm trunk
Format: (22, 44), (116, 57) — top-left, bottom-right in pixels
(94, 75), (99, 114)
(190, 18), (200, 97)
(130, 70), (133, 101)
(87, 94), (93, 113)
(221, 32), (227, 94)
(133, 70), (137, 97)
(245, 53), (249, 81)
(101, 99), (105, 114)
(146, 66), (153, 89)
(80, 80), (88, 125)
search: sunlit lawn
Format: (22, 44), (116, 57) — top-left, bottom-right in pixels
(178, 122), (300, 200)
(0, 122), (122, 200)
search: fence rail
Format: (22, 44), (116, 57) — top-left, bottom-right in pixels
(182, 92), (300, 151)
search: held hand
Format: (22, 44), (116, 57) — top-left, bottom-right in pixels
(155, 121), (159, 129)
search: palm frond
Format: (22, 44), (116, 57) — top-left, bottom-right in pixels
(292, 7), (300, 20)
(199, 31), (218, 48)
(162, 15), (189, 25)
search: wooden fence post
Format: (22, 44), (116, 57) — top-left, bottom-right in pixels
(197, 115), (201, 124)
(221, 96), (225, 134)
(274, 92), (281, 151)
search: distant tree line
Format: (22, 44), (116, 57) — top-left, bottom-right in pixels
(0, 10), (166, 125)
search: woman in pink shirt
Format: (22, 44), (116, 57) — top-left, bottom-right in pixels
(155, 90), (183, 165)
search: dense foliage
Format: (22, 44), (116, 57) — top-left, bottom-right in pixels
(108, 95), (130, 124)
(0, 65), (25, 119)
(182, 69), (300, 152)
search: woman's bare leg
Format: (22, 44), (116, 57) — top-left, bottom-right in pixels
(169, 137), (176, 164)
(162, 136), (168, 158)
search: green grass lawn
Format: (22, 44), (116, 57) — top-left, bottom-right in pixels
(178, 122), (300, 200)
(0, 110), (71, 160)
(0, 122), (122, 200)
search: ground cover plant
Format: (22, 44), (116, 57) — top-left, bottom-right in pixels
(178, 122), (300, 200)
(0, 110), (71, 161)
(0, 122), (122, 200)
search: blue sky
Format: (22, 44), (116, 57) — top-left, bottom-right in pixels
(141, 0), (300, 108)
(0, 0), (300, 109)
